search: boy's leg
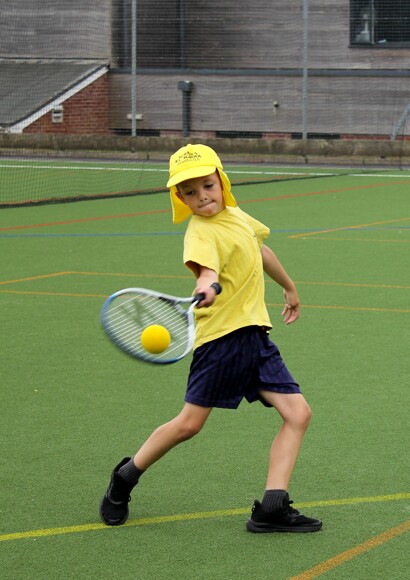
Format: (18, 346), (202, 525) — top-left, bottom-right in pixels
(133, 403), (213, 470)
(100, 403), (212, 526)
(246, 391), (322, 533)
(260, 392), (311, 490)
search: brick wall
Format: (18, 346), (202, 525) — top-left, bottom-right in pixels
(24, 74), (109, 135)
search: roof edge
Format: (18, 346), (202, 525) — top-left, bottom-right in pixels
(7, 64), (108, 133)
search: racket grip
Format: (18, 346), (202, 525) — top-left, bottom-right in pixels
(193, 293), (206, 303)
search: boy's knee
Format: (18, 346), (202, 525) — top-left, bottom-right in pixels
(298, 402), (312, 429)
(305, 405), (312, 425)
(174, 418), (203, 441)
(283, 399), (311, 431)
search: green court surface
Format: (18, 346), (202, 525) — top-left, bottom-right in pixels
(0, 163), (409, 579)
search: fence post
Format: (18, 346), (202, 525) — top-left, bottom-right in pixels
(131, 0), (137, 137)
(302, 0), (309, 140)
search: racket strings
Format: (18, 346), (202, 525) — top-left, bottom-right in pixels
(105, 293), (191, 360)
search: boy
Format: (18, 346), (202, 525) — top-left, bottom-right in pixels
(100, 144), (322, 533)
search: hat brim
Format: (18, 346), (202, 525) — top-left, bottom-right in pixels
(167, 165), (217, 188)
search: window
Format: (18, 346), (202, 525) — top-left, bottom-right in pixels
(350, 0), (410, 46)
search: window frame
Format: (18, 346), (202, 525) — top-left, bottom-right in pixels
(350, 0), (410, 48)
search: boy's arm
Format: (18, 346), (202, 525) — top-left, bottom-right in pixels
(192, 264), (220, 308)
(261, 244), (300, 325)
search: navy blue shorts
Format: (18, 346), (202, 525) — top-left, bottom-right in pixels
(185, 326), (301, 409)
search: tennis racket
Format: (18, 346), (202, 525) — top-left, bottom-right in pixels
(101, 288), (206, 364)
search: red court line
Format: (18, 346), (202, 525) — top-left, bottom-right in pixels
(240, 179), (410, 204)
(2, 179), (408, 232)
(0, 209), (170, 232)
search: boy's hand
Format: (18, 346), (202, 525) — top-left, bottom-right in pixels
(195, 285), (218, 308)
(195, 267), (220, 308)
(281, 288), (300, 324)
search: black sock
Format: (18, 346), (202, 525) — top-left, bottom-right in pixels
(261, 489), (288, 512)
(118, 458), (145, 485)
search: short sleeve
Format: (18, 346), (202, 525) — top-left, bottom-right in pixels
(241, 211), (270, 247)
(183, 232), (221, 277)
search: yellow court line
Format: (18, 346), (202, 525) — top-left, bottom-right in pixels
(300, 237), (410, 244)
(1, 271), (408, 290)
(297, 237), (410, 245)
(267, 302), (410, 314)
(292, 281), (410, 290)
(0, 493), (409, 544)
(289, 519), (410, 580)
(65, 272), (410, 289)
(67, 271), (407, 288)
(300, 304), (410, 314)
(0, 290), (106, 298)
(68, 271), (192, 280)
(0, 292), (408, 313)
(289, 217), (410, 239)
(0, 272), (70, 285)
(46, 272), (410, 290)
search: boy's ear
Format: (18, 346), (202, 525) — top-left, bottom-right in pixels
(175, 191), (187, 205)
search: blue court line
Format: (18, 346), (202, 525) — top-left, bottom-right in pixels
(0, 226), (408, 238)
(0, 232), (184, 238)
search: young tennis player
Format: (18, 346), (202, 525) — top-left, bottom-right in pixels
(100, 144), (322, 533)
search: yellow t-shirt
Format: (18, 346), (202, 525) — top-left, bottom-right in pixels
(183, 206), (272, 349)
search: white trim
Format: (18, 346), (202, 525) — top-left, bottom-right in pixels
(9, 66), (108, 134)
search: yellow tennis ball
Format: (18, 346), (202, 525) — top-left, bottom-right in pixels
(140, 324), (171, 354)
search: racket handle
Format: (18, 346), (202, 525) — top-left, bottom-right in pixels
(193, 293), (206, 303)
(193, 284), (222, 304)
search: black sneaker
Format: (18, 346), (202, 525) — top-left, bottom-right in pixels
(100, 457), (135, 526)
(246, 495), (322, 533)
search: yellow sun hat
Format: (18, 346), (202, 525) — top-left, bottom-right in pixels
(167, 144), (237, 223)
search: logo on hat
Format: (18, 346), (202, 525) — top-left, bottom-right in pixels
(174, 151), (203, 166)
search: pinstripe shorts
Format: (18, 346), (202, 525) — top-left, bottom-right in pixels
(184, 326), (301, 409)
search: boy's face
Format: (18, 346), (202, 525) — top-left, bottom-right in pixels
(176, 172), (225, 218)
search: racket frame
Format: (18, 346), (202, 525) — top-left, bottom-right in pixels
(101, 287), (204, 364)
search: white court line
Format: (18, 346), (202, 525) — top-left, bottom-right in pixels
(0, 163), (409, 179)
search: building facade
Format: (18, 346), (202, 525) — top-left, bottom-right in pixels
(1, 1), (409, 138)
